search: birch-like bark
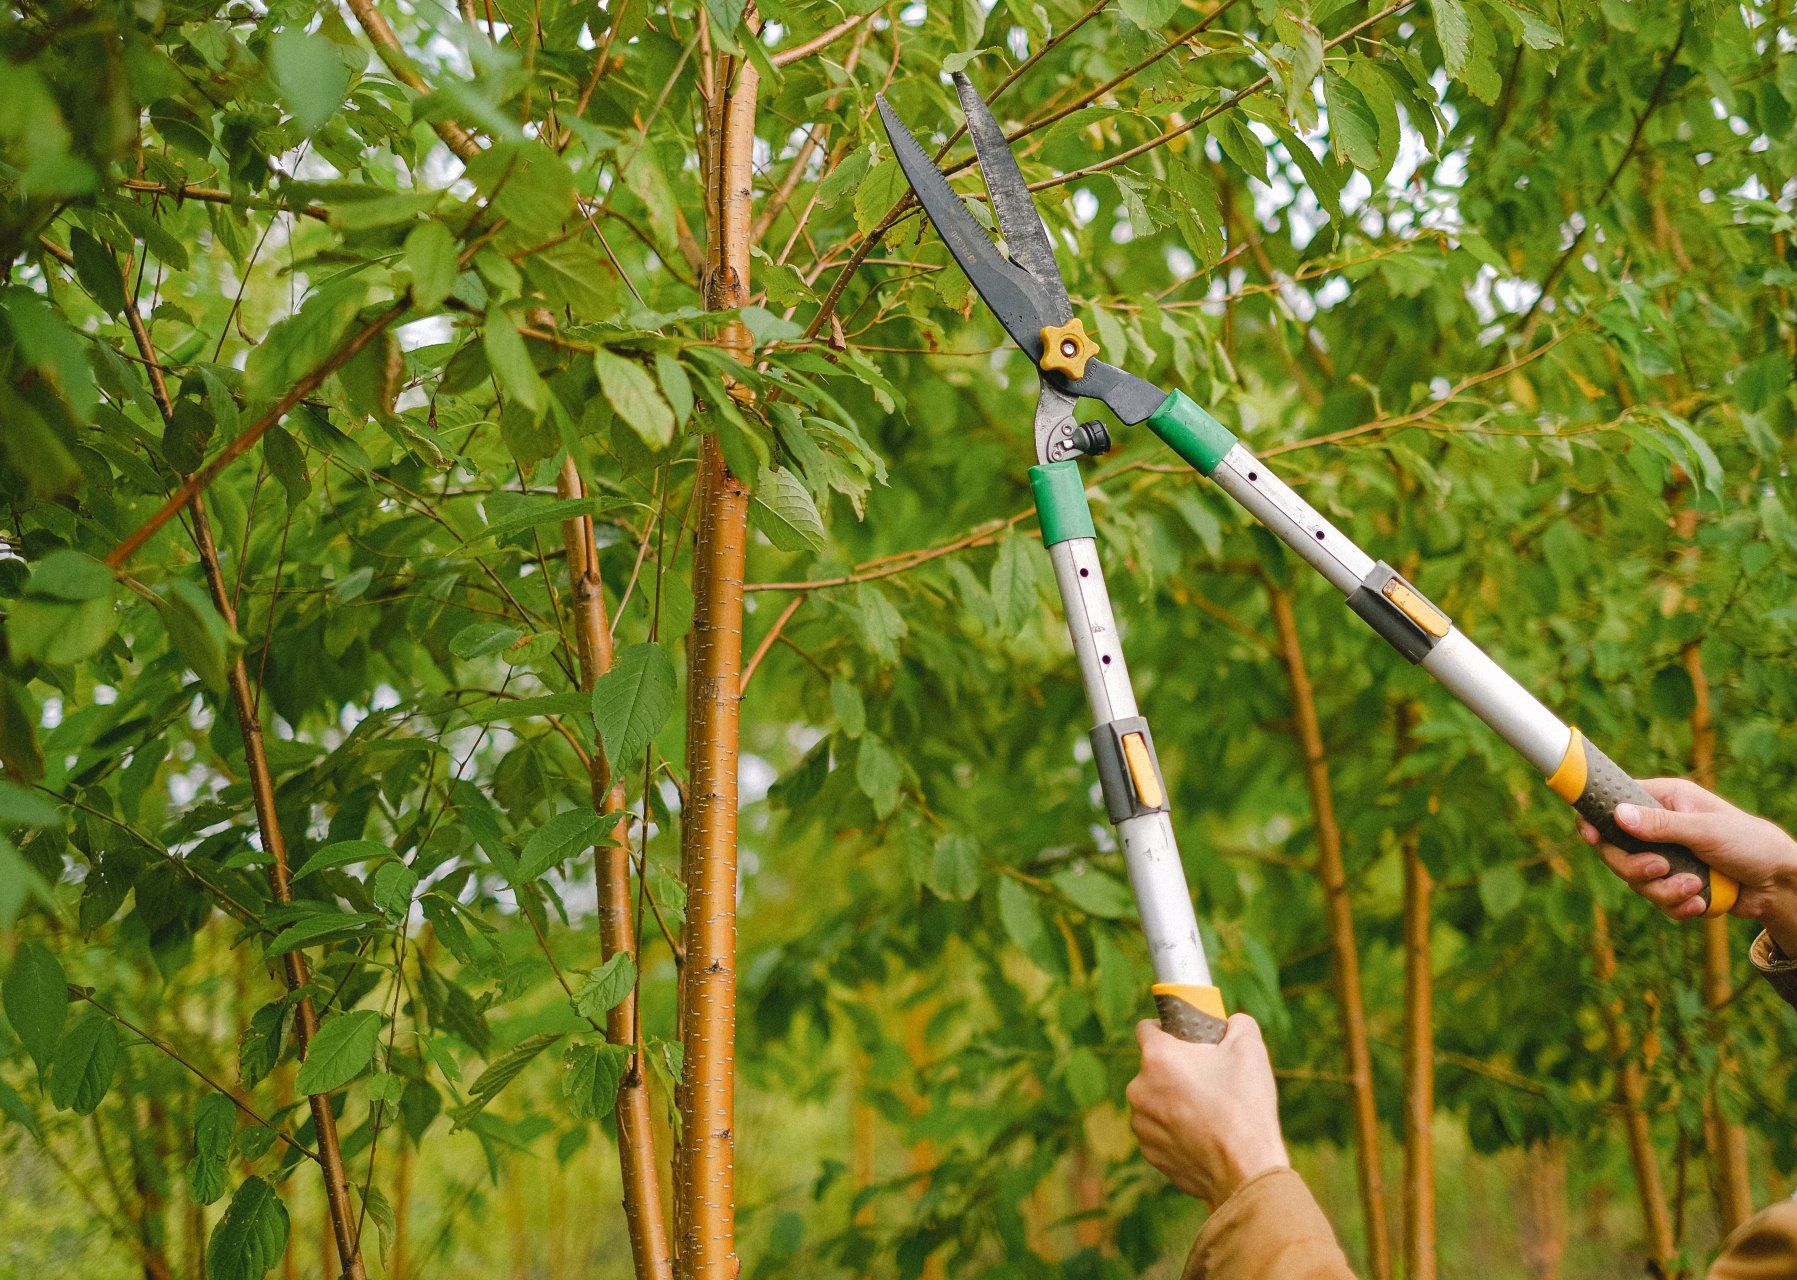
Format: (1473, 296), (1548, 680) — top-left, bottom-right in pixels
(556, 457), (675, 1280)
(1266, 583), (1392, 1280)
(674, 38), (758, 1280)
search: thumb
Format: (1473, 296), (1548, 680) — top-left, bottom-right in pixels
(1614, 801), (1727, 853)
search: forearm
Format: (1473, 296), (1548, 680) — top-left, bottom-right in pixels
(1182, 1167), (1356, 1280)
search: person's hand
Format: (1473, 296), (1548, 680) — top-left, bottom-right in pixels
(1579, 778), (1797, 952)
(1126, 1013), (1290, 1206)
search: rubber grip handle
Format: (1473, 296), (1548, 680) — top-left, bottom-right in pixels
(1564, 737), (1738, 918)
(1154, 989), (1228, 1045)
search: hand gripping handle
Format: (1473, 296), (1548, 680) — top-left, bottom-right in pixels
(1551, 731), (1738, 918)
(1152, 983), (1229, 1045)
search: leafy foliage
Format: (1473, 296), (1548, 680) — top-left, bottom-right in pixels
(0, 0), (1794, 1276)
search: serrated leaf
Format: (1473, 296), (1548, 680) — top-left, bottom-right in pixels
(4, 941), (67, 1073)
(829, 677), (865, 738)
(206, 1176), (289, 1280)
(594, 348), (674, 447)
(989, 533), (1037, 633)
(291, 839), (390, 882)
(750, 466), (826, 552)
(1053, 866), (1136, 920)
(573, 952), (637, 1021)
(561, 1040), (630, 1121)
(404, 220), (459, 312)
(484, 313), (546, 416)
(518, 808), (608, 883)
(369, 861), (419, 919)
(854, 159), (907, 236)
(455, 1032), (563, 1124)
(1323, 71), (1381, 172)
(188, 1093), (236, 1206)
(591, 643), (676, 768)
(292, 1009), (382, 1095)
(449, 622), (525, 660)
(239, 1002), (285, 1089)
(49, 1013), (118, 1114)
(269, 28), (350, 136)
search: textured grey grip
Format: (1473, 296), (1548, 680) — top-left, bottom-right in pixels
(1155, 993), (1228, 1044)
(1575, 742), (1713, 909)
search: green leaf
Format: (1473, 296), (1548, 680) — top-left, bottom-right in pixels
(1650, 664), (1697, 720)
(927, 833), (980, 901)
(69, 229), (127, 316)
(292, 1009), (383, 1095)
(1119, 0), (1178, 30)
(1477, 864), (1526, 920)
(518, 808), (608, 882)
(1215, 114), (1269, 182)
(49, 1013), (119, 1114)
(206, 1176), (289, 1280)
(369, 861), (419, 919)
(265, 909), (381, 955)
(998, 877), (1059, 976)
(1053, 866), (1135, 920)
(573, 952), (637, 1021)
(1064, 1047), (1107, 1109)
(750, 466), (826, 552)
(449, 622), (525, 660)
(1323, 71), (1381, 173)
(188, 1093), (236, 1206)
(591, 643), (676, 768)
(854, 159), (907, 236)
(855, 735), (902, 819)
(989, 532), (1038, 633)
(464, 142), (576, 239)
(154, 580), (240, 696)
(561, 1039), (630, 1121)
(292, 840), (391, 882)
(455, 1032), (563, 1124)
(0, 1076), (39, 1139)
(829, 677), (865, 738)
(404, 221), (459, 312)
(1094, 932), (1139, 1033)
(484, 312), (546, 416)
(593, 348), (674, 448)
(239, 1003), (285, 1089)
(3, 941), (68, 1072)
(269, 28), (350, 135)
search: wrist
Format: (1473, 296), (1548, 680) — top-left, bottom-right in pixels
(1216, 1138), (1290, 1203)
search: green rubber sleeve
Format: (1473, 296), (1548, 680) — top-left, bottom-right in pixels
(1029, 460), (1096, 547)
(1146, 390), (1237, 477)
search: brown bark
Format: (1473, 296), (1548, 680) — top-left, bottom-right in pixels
(123, 285), (366, 1280)
(1518, 1140), (1568, 1280)
(1685, 639), (1754, 1233)
(1592, 903), (1679, 1273)
(556, 456), (675, 1280)
(191, 503), (369, 1280)
(1401, 825), (1435, 1280)
(673, 39), (758, 1280)
(1266, 583), (1392, 1280)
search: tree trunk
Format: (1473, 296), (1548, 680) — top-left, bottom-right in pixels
(1401, 823), (1435, 1280)
(674, 37), (758, 1280)
(1519, 1140), (1568, 1280)
(557, 456), (675, 1280)
(1592, 903), (1679, 1275)
(1668, 508), (1752, 1231)
(1266, 583), (1392, 1280)
(189, 499), (368, 1280)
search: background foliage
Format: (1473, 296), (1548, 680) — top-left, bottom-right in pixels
(1, 0), (1795, 1276)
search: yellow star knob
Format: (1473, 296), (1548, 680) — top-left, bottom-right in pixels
(1038, 317), (1099, 380)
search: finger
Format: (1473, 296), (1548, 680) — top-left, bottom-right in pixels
(1637, 777), (1732, 815)
(1593, 842), (1672, 885)
(1612, 802), (1727, 851)
(1221, 1012), (1262, 1044)
(1666, 893), (1709, 921)
(1634, 872), (1706, 913)
(1578, 819), (1600, 846)
(1135, 1020), (1167, 1054)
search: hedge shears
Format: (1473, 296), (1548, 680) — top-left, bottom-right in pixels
(876, 75), (1735, 1044)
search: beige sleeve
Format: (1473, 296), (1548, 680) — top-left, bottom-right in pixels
(1708, 1198), (1797, 1279)
(1180, 1167), (1357, 1280)
(1748, 931), (1797, 1013)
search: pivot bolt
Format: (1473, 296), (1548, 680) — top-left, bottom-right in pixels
(1070, 420), (1111, 457)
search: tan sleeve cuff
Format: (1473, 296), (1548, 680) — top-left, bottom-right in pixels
(1182, 1166), (1355, 1280)
(1749, 931), (1797, 1013)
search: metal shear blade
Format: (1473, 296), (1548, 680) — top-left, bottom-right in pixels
(875, 77), (1166, 428)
